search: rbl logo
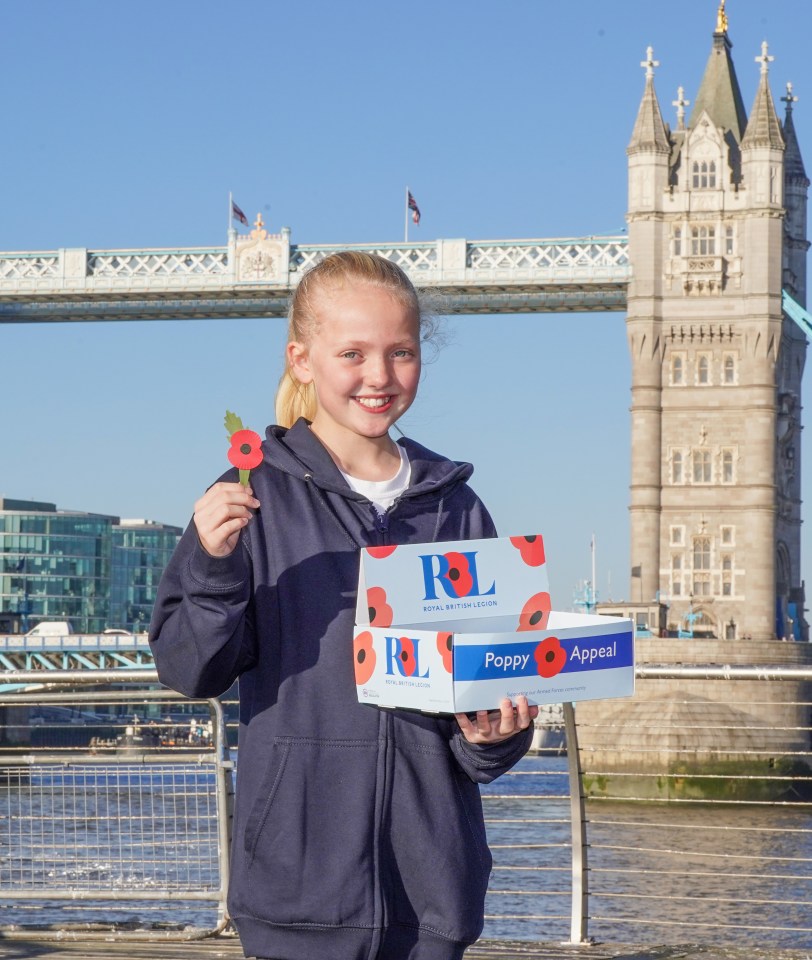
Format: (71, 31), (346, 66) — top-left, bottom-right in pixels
(418, 551), (496, 601)
(385, 636), (430, 678)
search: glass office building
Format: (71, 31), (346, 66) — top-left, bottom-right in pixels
(0, 498), (181, 634)
(111, 519), (183, 632)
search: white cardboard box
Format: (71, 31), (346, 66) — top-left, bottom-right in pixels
(353, 534), (634, 713)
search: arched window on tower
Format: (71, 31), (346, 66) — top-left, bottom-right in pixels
(692, 449), (712, 483)
(691, 226), (716, 256)
(672, 353), (685, 385)
(673, 227), (682, 257)
(722, 449), (735, 483)
(692, 161), (717, 189)
(723, 353), (736, 384)
(671, 450), (683, 484)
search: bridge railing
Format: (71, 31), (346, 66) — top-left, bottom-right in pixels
(0, 665), (809, 946)
(0, 235), (630, 302)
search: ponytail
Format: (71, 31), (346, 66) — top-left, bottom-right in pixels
(275, 368), (317, 428)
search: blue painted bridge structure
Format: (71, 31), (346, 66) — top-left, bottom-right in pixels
(0, 633), (153, 673)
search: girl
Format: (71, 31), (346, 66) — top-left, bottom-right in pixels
(149, 252), (537, 960)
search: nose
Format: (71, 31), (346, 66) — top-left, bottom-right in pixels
(364, 354), (391, 389)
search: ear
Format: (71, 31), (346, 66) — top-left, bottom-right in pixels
(287, 341), (314, 384)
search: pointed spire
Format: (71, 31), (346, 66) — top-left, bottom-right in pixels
(782, 82), (808, 181)
(688, 19), (748, 141)
(628, 47), (671, 154)
(741, 42), (784, 150)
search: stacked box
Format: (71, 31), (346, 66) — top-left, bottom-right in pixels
(353, 534), (634, 713)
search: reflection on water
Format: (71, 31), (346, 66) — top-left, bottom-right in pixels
(480, 755), (812, 948)
(1, 754), (810, 947)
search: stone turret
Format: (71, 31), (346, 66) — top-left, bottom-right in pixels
(624, 8), (806, 643)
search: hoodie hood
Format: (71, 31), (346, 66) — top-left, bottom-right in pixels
(263, 418), (474, 502)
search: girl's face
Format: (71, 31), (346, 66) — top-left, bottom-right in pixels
(287, 282), (421, 447)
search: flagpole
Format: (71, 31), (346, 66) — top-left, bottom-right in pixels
(228, 191), (233, 235)
(591, 534), (596, 612)
(404, 186), (409, 243)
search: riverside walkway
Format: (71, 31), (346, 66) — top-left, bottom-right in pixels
(0, 935), (808, 959)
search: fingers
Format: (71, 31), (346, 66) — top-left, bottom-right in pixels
(454, 712), (475, 738)
(456, 697), (538, 745)
(194, 482), (260, 557)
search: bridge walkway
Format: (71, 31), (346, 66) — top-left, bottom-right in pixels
(0, 935), (806, 960)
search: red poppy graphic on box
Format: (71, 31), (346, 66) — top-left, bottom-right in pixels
(353, 534), (635, 714)
(367, 586), (393, 628)
(509, 535), (546, 567)
(534, 636), (567, 678)
(518, 592), (551, 632)
(353, 631), (376, 684)
(366, 545), (398, 559)
(437, 632), (453, 674)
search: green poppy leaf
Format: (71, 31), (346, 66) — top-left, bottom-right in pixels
(224, 410), (245, 438)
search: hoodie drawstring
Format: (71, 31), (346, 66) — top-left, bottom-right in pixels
(431, 496), (445, 543)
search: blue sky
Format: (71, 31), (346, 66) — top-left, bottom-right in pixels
(2, 0), (810, 606)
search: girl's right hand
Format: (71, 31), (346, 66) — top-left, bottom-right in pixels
(193, 482), (260, 557)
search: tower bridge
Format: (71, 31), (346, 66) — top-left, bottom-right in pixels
(0, 232), (630, 322)
(0, 633), (152, 674)
(0, 5), (810, 647)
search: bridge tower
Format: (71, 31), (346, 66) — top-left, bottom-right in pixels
(626, 7), (809, 641)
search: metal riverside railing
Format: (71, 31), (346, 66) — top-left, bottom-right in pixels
(0, 676), (234, 941)
(481, 664), (812, 949)
(0, 665), (810, 947)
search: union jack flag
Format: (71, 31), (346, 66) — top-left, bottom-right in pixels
(231, 200), (249, 226)
(408, 191), (421, 225)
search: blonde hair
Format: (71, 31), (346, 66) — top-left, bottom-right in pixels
(275, 251), (426, 427)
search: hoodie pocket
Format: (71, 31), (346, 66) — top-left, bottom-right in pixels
(238, 736), (379, 927)
(387, 742), (492, 943)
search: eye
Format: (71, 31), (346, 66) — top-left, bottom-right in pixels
(341, 350), (360, 360)
(392, 348), (415, 359)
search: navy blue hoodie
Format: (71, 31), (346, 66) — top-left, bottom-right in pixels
(149, 419), (532, 960)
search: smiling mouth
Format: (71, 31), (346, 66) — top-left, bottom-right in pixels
(354, 396), (394, 410)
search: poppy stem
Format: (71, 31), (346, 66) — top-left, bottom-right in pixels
(239, 468), (250, 487)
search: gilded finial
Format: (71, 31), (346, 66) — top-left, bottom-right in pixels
(716, 0), (728, 34)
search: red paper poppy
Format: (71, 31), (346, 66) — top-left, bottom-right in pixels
(227, 429), (263, 470)
(444, 551), (474, 598)
(517, 591), (551, 631)
(366, 545), (398, 559)
(367, 586), (393, 627)
(397, 636), (417, 677)
(436, 632), (453, 674)
(509, 534), (546, 567)
(353, 631), (376, 684)
(534, 636), (567, 678)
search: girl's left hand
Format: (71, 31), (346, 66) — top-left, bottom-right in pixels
(455, 695), (539, 745)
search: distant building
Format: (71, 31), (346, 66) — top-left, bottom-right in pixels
(111, 519), (184, 633)
(0, 497), (181, 634)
